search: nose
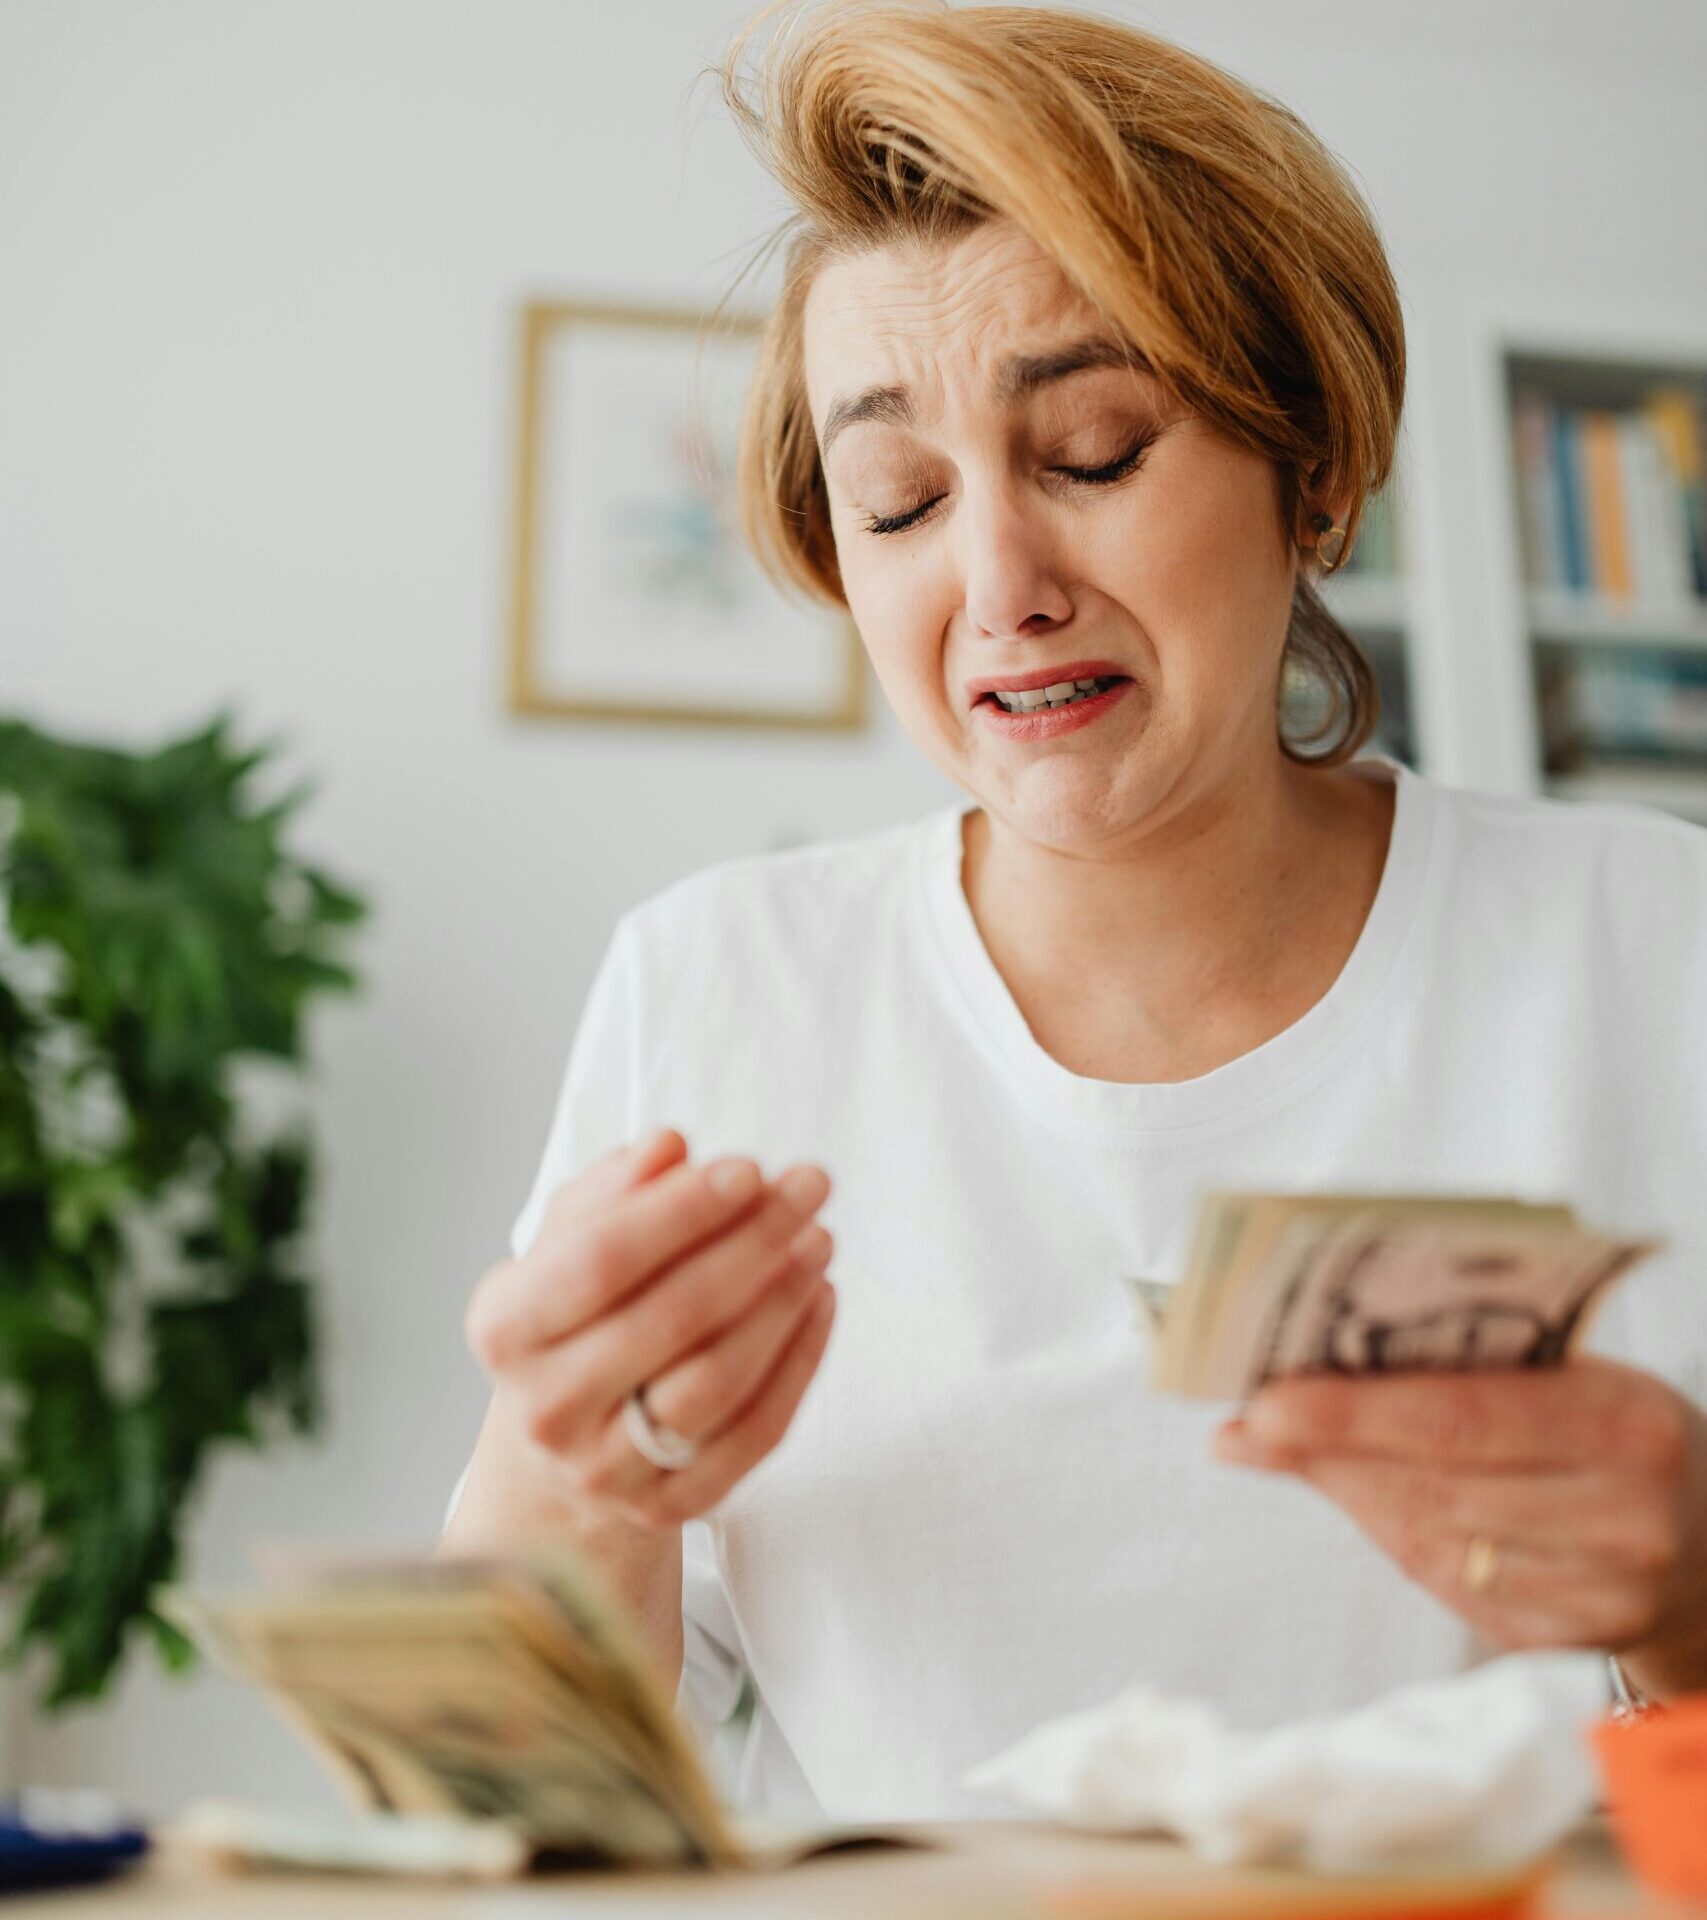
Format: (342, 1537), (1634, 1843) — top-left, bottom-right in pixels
(959, 483), (1075, 640)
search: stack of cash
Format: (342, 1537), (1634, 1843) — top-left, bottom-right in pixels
(163, 1553), (740, 1869)
(1125, 1193), (1662, 1400)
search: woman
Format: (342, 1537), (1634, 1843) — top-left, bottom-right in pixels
(445, 0), (1707, 1819)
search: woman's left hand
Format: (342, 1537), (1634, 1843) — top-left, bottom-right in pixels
(1214, 1356), (1707, 1698)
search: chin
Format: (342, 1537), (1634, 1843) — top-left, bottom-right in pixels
(983, 730), (1154, 818)
(982, 772), (1148, 850)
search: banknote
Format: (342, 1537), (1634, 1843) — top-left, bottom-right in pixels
(163, 1551), (922, 1875)
(163, 1551), (739, 1869)
(1125, 1192), (1662, 1400)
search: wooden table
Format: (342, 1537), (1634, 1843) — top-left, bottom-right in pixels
(7, 1817), (1666, 1917)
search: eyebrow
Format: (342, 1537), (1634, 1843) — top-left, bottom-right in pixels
(817, 334), (1151, 459)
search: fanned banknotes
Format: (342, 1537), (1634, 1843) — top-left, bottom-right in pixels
(163, 1551), (910, 1873)
(1124, 1192), (1662, 1400)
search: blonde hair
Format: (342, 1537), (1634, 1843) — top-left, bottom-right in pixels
(705, 0), (1405, 764)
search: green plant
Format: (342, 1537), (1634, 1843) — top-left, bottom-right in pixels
(0, 709), (367, 1706)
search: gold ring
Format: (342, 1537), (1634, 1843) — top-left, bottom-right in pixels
(1461, 1534), (1500, 1596)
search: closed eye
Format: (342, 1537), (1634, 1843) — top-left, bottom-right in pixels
(857, 434), (1155, 538)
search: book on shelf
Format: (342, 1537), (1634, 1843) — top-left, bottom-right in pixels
(1540, 646), (1707, 771)
(1511, 383), (1706, 606)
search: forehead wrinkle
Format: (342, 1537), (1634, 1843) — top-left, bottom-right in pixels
(818, 333), (1151, 461)
(806, 223), (1153, 461)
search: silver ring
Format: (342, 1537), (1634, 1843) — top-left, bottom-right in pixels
(623, 1386), (700, 1472)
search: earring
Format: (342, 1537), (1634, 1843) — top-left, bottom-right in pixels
(1309, 510), (1348, 572)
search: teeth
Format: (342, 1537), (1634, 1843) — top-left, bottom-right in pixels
(991, 676), (1114, 713)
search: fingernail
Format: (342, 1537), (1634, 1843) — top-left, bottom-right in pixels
(788, 1221), (833, 1265)
(778, 1163), (831, 1211)
(709, 1159), (761, 1201)
(1244, 1399), (1294, 1447)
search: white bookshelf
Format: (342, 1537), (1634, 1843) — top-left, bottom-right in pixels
(1483, 322), (1707, 822)
(1525, 589), (1707, 653)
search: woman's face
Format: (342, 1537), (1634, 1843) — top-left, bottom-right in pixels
(802, 219), (1306, 847)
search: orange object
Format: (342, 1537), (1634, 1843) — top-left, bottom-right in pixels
(1580, 409), (1633, 600)
(1042, 1857), (1548, 1918)
(1589, 1694), (1707, 1900)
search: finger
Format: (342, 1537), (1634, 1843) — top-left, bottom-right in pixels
(571, 1165), (832, 1407)
(498, 1167), (829, 1449)
(1218, 1437), (1682, 1572)
(625, 1280), (837, 1528)
(644, 1228), (834, 1441)
(1237, 1357), (1689, 1474)
(1292, 1456), (1665, 1649)
(472, 1150), (785, 1365)
(564, 1250), (831, 1508)
(541, 1128), (690, 1233)
(530, 1127), (706, 1263)
(464, 1128), (690, 1365)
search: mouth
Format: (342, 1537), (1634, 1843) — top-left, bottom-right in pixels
(975, 675), (1134, 738)
(964, 659), (1133, 714)
(973, 673), (1130, 715)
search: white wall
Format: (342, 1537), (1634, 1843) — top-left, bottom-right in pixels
(2, 0), (1703, 1814)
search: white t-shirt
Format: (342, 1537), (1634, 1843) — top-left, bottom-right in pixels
(503, 756), (1707, 1821)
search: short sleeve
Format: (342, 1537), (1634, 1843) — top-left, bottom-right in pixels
(508, 914), (641, 1263)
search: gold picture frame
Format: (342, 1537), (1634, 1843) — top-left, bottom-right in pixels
(506, 298), (868, 730)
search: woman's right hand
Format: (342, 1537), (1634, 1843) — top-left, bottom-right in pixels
(463, 1127), (837, 1531)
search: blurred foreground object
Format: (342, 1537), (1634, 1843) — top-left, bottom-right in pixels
(0, 709), (367, 1706)
(1590, 1692), (1707, 1899)
(0, 1788), (147, 1889)
(171, 1800), (528, 1880)
(165, 1550), (914, 1872)
(966, 1652), (1608, 1874)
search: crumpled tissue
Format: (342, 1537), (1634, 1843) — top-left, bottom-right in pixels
(964, 1652), (1609, 1872)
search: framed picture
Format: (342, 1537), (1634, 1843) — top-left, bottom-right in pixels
(506, 298), (868, 730)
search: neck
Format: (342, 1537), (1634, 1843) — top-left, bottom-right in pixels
(960, 753), (1396, 1083)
